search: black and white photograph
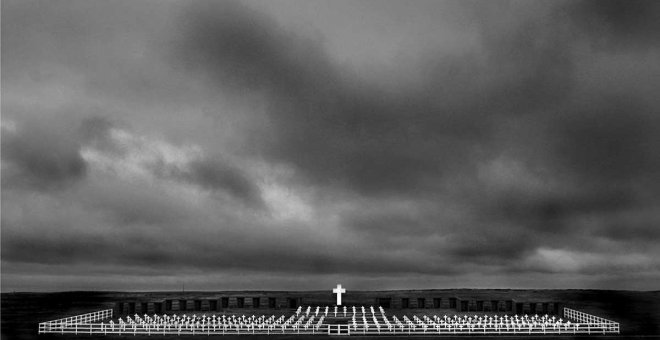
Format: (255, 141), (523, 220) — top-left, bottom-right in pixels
(2, 0), (659, 339)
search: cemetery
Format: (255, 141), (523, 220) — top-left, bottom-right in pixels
(36, 286), (620, 336)
(37, 305), (620, 336)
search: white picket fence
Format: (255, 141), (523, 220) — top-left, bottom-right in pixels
(564, 307), (620, 334)
(38, 309), (112, 334)
(326, 321), (619, 335)
(39, 317), (328, 336)
(37, 306), (620, 336)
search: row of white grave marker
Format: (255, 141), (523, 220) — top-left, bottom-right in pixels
(38, 306), (619, 336)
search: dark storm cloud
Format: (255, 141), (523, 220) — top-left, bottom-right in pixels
(87, 179), (194, 226)
(445, 226), (536, 262)
(2, 228), (115, 265)
(175, 0), (480, 196)
(598, 220), (660, 241)
(2, 0), (660, 291)
(79, 116), (121, 154)
(1, 214), (464, 276)
(590, 208), (660, 242)
(340, 204), (540, 264)
(345, 212), (429, 237)
(78, 115), (265, 208)
(172, 0), (657, 201)
(446, 4), (575, 116)
(178, 159), (264, 208)
(482, 186), (634, 232)
(175, 0), (333, 93)
(172, 0), (660, 273)
(145, 150), (264, 208)
(551, 96), (658, 183)
(1, 119), (87, 190)
(569, 0), (660, 50)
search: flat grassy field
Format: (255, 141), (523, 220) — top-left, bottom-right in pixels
(2, 290), (659, 340)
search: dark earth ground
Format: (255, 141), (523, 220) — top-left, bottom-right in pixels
(2, 290), (659, 340)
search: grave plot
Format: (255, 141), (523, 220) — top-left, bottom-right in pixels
(38, 305), (619, 336)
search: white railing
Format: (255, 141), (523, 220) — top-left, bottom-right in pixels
(38, 309), (113, 334)
(327, 321), (618, 335)
(37, 306), (619, 336)
(564, 307), (620, 334)
(39, 319), (331, 336)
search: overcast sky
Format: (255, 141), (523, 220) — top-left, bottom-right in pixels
(2, 0), (660, 292)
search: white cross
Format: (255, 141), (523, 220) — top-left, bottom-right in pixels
(333, 284), (346, 306)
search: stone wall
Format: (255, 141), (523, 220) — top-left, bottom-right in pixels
(113, 290), (564, 315)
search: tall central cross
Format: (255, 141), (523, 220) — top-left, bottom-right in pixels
(333, 284), (346, 306)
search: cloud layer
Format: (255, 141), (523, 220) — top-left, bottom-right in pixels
(2, 0), (660, 291)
